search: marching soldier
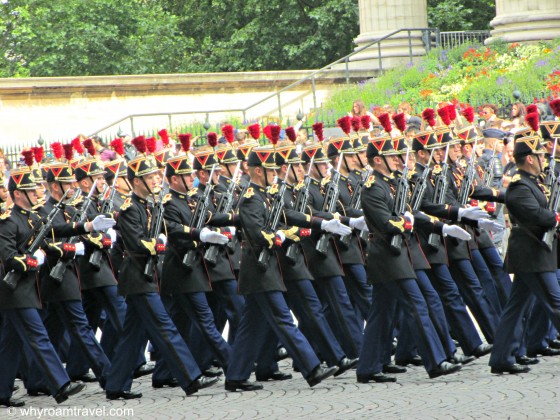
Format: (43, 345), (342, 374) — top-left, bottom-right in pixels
(103, 142), (218, 399)
(0, 166), (88, 407)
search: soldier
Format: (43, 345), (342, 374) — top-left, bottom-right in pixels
(103, 143), (218, 399)
(356, 138), (462, 383)
(0, 172), (9, 213)
(0, 166), (87, 407)
(489, 133), (560, 373)
(225, 146), (342, 391)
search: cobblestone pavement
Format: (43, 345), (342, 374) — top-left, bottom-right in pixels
(6, 355), (560, 419)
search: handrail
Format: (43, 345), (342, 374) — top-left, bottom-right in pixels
(90, 27), (439, 138)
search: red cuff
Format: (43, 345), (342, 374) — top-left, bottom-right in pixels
(299, 228), (311, 237)
(556, 212), (560, 227)
(485, 202), (496, 214)
(404, 219), (413, 232)
(25, 255), (38, 270)
(156, 239), (166, 254)
(469, 199), (479, 207)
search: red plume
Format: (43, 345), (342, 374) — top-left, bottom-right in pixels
(550, 99), (560, 117)
(312, 122), (324, 142)
(71, 137), (84, 154)
(461, 107), (475, 123)
(378, 113), (392, 134)
(285, 126), (297, 142)
(158, 129), (170, 147)
(110, 138), (125, 156)
(178, 134), (192, 152)
(337, 116), (352, 135)
(207, 132), (218, 148)
(51, 142), (63, 160)
(526, 104), (538, 114)
(392, 113), (407, 133)
(525, 113), (540, 132)
(360, 115), (371, 130)
(21, 150), (34, 167)
(422, 108), (436, 127)
(32, 146), (44, 164)
(437, 107), (451, 126)
(221, 124), (235, 144)
(131, 136), (147, 154)
(263, 125), (272, 141)
(247, 123), (261, 140)
(270, 126), (281, 145)
(146, 137), (156, 154)
(351, 116), (361, 133)
(82, 138), (96, 156)
(446, 104), (457, 121)
(63, 144), (74, 161)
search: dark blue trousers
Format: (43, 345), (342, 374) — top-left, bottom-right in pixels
(105, 293), (201, 393)
(211, 279), (245, 344)
(428, 264), (484, 355)
(285, 279), (346, 366)
(226, 291), (320, 381)
(450, 259), (500, 343)
(342, 264), (372, 322)
(358, 278), (446, 376)
(0, 309), (69, 400)
(479, 246), (512, 307)
(490, 271), (560, 368)
(396, 270), (457, 361)
(315, 276), (363, 359)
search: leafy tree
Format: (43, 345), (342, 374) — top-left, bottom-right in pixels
(428, 0), (496, 31)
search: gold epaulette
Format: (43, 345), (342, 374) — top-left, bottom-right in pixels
(364, 175), (376, 189)
(511, 174), (521, 184)
(120, 197), (132, 211)
(187, 188), (198, 197)
(243, 187), (255, 199)
(0, 210), (12, 220)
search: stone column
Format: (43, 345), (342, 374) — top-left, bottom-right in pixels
(350, 0), (430, 70)
(487, 0), (560, 44)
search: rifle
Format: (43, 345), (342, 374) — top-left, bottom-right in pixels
(410, 149), (435, 211)
(339, 167), (372, 247)
(544, 140), (558, 189)
(3, 189), (71, 291)
(481, 140), (498, 189)
(144, 167), (169, 281)
(542, 153), (560, 251)
(285, 160), (314, 265)
(49, 185), (97, 283)
(427, 142), (450, 250)
(256, 166), (291, 271)
(90, 178), (119, 270)
(389, 148), (411, 254)
(183, 165), (216, 269)
(458, 139), (480, 206)
(204, 163), (241, 266)
(316, 154), (343, 255)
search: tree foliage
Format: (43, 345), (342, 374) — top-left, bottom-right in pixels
(428, 0), (495, 32)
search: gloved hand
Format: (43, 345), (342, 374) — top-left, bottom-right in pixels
(458, 207), (488, 221)
(107, 228), (117, 243)
(32, 250), (45, 266)
(442, 224), (471, 241)
(321, 219), (352, 236)
(75, 242), (85, 256)
(275, 230), (286, 246)
(92, 215), (116, 232)
(349, 216), (368, 231)
(404, 211), (414, 232)
(478, 219), (504, 232)
(158, 234), (167, 246)
(200, 227), (229, 245)
(227, 226), (236, 237)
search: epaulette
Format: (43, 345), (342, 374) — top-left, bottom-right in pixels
(407, 167), (416, 180)
(162, 193), (172, 204)
(243, 187), (255, 199)
(70, 195), (84, 207)
(120, 197), (132, 211)
(432, 164), (442, 175)
(364, 175), (375, 188)
(187, 188), (198, 197)
(267, 184), (279, 195)
(321, 176), (331, 187)
(294, 180), (305, 191)
(0, 210), (12, 220)
(510, 174), (521, 184)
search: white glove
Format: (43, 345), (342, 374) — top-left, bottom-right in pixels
(275, 230), (286, 245)
(227, 226), (236, 237)
(321, 219), (352, 236)
(158, 233), (167, 246)
(478, 219), (504, 233)
(442, 225), (471, 241)
(404, 211), (415, 230)
(33, 250), (45, 266)
(200, 227), (229, 245)
(75, 242), (85, 256)
(349, 216), (368, 231)
(458, 207), (489, 221)
(107, 228), (117, 243)
(92, 215), (116, 232)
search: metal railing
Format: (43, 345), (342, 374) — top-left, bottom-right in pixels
(89, 28), (440, 139)
(440, 30), (491, 49)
